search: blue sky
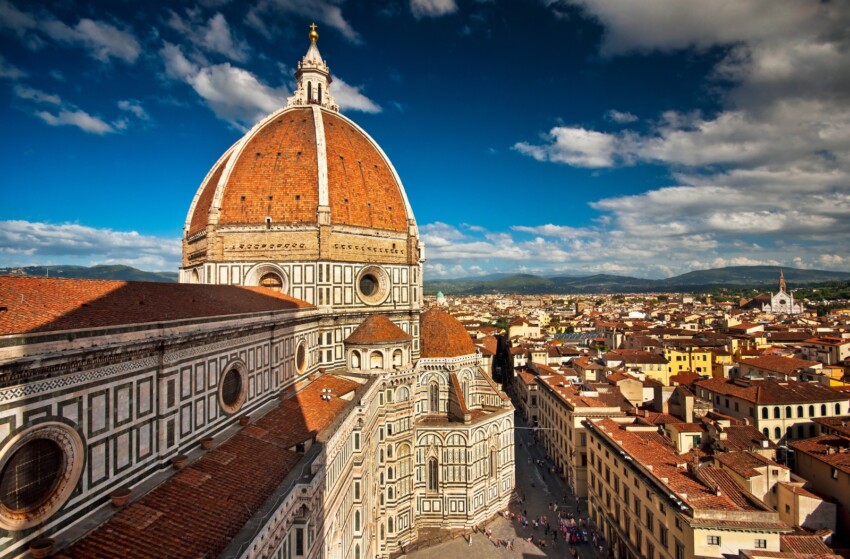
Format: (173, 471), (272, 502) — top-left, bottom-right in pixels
(1, 0), (848, 279)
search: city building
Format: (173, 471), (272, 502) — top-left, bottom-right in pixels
(585, 417), (791, 559)
(694, 378), (850, 443)
(0, 31), (514, 559)
(762, 271), (802, 315)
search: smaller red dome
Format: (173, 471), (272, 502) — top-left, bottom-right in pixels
(420, 308), (475, 358)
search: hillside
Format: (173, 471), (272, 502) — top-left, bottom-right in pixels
(425, 266), (850, 295)
(0, 265), (178, 283)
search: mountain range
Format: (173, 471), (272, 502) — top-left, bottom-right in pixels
(2, 264), (849, 296)
(0, 265), (178, 283)
(424, 266), (850, 295)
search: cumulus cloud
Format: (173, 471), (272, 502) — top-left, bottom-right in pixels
(0, 220), (181, 270)
(117, 99), (150, 120)
(161, 42), (286, 130)
(515, 0), (850, 274)
(0, 54), (25, 79)
(244, 0), (360, 43)
(513, 127), (618, 167)
(35, 109), (116, 134)
(410, 0), (458, 18)
(331, 76), (382, 113)
(167, 10), (249, 62)
(606, 109), (638, 123)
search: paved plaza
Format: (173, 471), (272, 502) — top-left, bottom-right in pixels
(408, 415), (606, 559)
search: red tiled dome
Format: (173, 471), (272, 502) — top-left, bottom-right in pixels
(185, 107), (413, 237)
(345, 315), (412, 345)
(420, 308), (475, 358)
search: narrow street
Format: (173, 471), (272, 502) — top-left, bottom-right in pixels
(408, 414), (606, 559)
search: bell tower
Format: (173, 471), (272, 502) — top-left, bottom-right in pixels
(287, 24), (339, 112)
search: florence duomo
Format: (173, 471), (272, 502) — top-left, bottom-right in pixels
(3, 2), (850, 559)
(0, 27), (515, 559)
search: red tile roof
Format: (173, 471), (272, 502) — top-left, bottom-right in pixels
(62, 374), (362, 559)
(344, 314), (412, 344)
(420, 308), (475, 358)
(788, 435), (850, 475)
(695, 378), (848, 405)
(0, 276), (311, 335)
(742, 355), (822, 375)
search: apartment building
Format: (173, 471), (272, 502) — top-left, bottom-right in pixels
(694, 378), (850, 443)
(585, 417), (790, 559)
(535, 376), (628, 497)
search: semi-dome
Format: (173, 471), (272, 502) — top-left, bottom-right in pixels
(420, 308), (475, 358)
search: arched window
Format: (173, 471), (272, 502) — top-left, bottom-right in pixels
(836, 403), (842, 415)
(392, 349), (403, 368)
(774, 407), (780, 419)
(387, 444), (393, 458)
(380, 524), (385, 540)
(388, 467), (394, 480)
(785, 406), (792, 418)
(489, 448), (497, 478)
(809, 424), (816, 437)
(809, 405), (815, 417)
(762, 428), (769, 438)
(318, 83), (322, 104)
(761, 408), (768, 419)
(354, 510), (360, 532)
(796, 425), (805, 439)
(797, 405), (804, 418)
(307, 82), (312, 102)
(821, 404), (827, 415)
(259, 272), (283, 292)
(388, 486), (394, 500)
(355, 544), (360, 559)
(462, 380), (470, 405)
(351, 350), (361, 370)
(371, 351), (384, 369)
(388, 517), (394, 533)
(429, 382), (439, 413)
(428, 457), (438, 491)
(380, 449), (384, 464)
(774, 427), (781, 439)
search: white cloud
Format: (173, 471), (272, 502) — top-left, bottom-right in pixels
(0, 220), (181, 270)
(0, 1), (140, 63)
(513, 127), (617, 167)
(35, 109), (116, 134)
(606, 109), (637, 123)
(0, 54), (25, 79)
(13, 85), (61, 105)
(117, 99), (150, 120)
(331, 76), (381, 113)
(42, 17), (140, 63)
(245, 0), (360, 43)
(410, 0), (458, 18)
(160, 42), (286, 130)
(554, 0), (831, 55)
(167, 10), (249, 62)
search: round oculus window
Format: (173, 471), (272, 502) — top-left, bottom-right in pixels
(259, 272), (284, 292)
(355, 266), (390, 305)
(0, 423), (84, 531)
(218, 363), (247, 415)
(359, 274), (378, 297)
(0, 439), (63, 513)
(295, 342), (307, 374)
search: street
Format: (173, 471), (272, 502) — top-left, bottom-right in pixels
(408, 414), (605, 559)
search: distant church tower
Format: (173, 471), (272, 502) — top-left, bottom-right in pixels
(763, 270), (802, 315)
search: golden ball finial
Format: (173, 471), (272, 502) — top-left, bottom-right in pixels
(309, 23), (318, 43)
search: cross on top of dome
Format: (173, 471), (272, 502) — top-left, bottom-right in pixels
(287, 25), (339, 112)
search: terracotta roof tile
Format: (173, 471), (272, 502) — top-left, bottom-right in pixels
(695, 378), (848, 405)
(62, 374), (361, 559)
(0, 276), (311, 335)
(420, 308), (475, 358)
(344, 314), (412, 344)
